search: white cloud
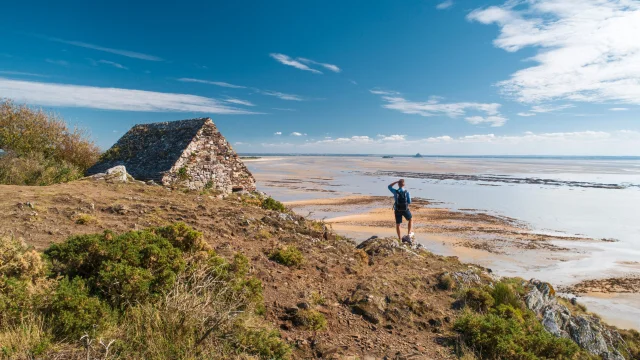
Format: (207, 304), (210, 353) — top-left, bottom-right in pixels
(96, 60), (128, 70)
(517, 112), (536, 117)
(0, 71), (49, 78)
(369, 88), (401, 96)
(234, 142), (246, 145)
(290, 132), (303, 136)
(274, 132), (282, 135)
(297, 57), (341, 73)
(530, 104), (575, 113)
(468, 1), (640, 105)
(349, 79), (358, 85)
(373, 93), (507, 126)
(377, 134), (406, 141)
(224, 98), (255, 106)
(436, 0), (453, 10)
(256, 130), (640, 155)
(465, 115), (507, 127)
(177, 78), (246, 89)
(258, 90), (304, 101)
(270, 53), (322, 74)
(0, 77), (260, 114)
(45, 36), (163, 61)
(610, 107), (629, 111)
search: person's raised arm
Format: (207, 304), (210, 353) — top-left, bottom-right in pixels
(388, 180), (398, 193)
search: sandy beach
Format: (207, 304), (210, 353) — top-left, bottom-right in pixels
(247, 155), (640, 330)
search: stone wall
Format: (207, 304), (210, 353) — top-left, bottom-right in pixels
(86, 118), (256, 193)
(161, 120), (256, 192)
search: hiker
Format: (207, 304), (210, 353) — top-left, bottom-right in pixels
(388, 179), (413, 241)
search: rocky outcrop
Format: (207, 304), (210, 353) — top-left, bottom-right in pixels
(525, 279), (626, 360)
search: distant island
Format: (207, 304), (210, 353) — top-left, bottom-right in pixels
(382, 155), (394, 158)
(240, 156), (262, 160)
(414, 153), (423, 158)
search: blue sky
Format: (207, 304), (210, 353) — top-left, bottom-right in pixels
(1, 0), (639, 155)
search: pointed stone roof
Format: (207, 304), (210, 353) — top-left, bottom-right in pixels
(87, 118), (256, 192)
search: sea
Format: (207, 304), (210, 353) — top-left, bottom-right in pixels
(244, 155), (640, 330)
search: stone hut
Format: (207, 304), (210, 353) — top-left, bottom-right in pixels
(86, 118), (256, 193)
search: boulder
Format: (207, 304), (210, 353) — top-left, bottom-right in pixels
(524, 279), (625, 360)
(87, 165), (132, 183)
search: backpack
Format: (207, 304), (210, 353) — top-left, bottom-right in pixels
(395, 189), (408, 211)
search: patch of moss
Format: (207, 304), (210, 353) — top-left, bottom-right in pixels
(293, 309), (327, 331)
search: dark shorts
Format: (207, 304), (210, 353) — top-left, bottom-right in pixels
(394, 210), (412, 224)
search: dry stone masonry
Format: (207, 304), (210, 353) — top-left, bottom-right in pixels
(86, 118), (256, 193)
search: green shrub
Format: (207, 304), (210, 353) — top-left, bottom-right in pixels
(74, 213), (97, 225)
(229, 324), (291, 359)
(0, 99), (100, 185)
(261, 197), (286, 212)
(268, 246), (304, 267)
(454, 311), (581, 360)
(44, 224), (193, 307)
(461, 288), (494, 313)
(46, 277), (112, 339)
(293, 310), (327, 331)
(177, 166), (190, 181)
(490, 282), (522, 310)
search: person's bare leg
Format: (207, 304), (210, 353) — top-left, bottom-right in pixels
(408, 219), (413, 235)
(396, 223), (401, 240)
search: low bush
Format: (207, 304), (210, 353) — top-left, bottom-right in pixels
(269, 246), (304, 267)
(461, 288), (494, 313)
(454, 310), (581, 359)
(438, 273), (455, 290)
(293, 310), (327, 331)
(74, 213), (97, 225)
(46, 277), (112, 339)
(0, 224), (290, 359)
(261, 197), (287, 212)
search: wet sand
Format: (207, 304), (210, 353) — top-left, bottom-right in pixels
(247, 156), (640, 330)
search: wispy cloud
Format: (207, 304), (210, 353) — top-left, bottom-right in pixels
(468, 0), (640, 105)
(297, 57), (341, 73)
(45, 36), (163, 61)
(369, 88), (401, 96)
(373, 92), (507, 127)
(610, 107), (629, 111)
(436, 0), (453, 10)
(270, 53), (322, 74)
(270, 53), (341, 74)
(0, 71), (49, 78)
(274, 132), (282, 135)
(177, 78), (246, 89)
(465, 116), (507, 127)
(530, 104), (575, 113)
(517, 112), (536, 117)
(224, 98), (255, 106)
(0, 77), (260, 114)
(258, 90), (304, 101)
(46, 59), (69, 66)
(290, 132), (307, 136)
(97, 60), (128, 70)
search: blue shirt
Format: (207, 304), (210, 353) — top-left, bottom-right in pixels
(388, 185), (411, 206)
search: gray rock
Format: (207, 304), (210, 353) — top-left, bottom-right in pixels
(105, 165), (128, 182)
(524, 279), (626, 360)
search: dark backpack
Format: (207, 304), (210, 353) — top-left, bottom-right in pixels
(395, 189), (408, 211)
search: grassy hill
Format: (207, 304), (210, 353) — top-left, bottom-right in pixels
(1, 179), (638, 359)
